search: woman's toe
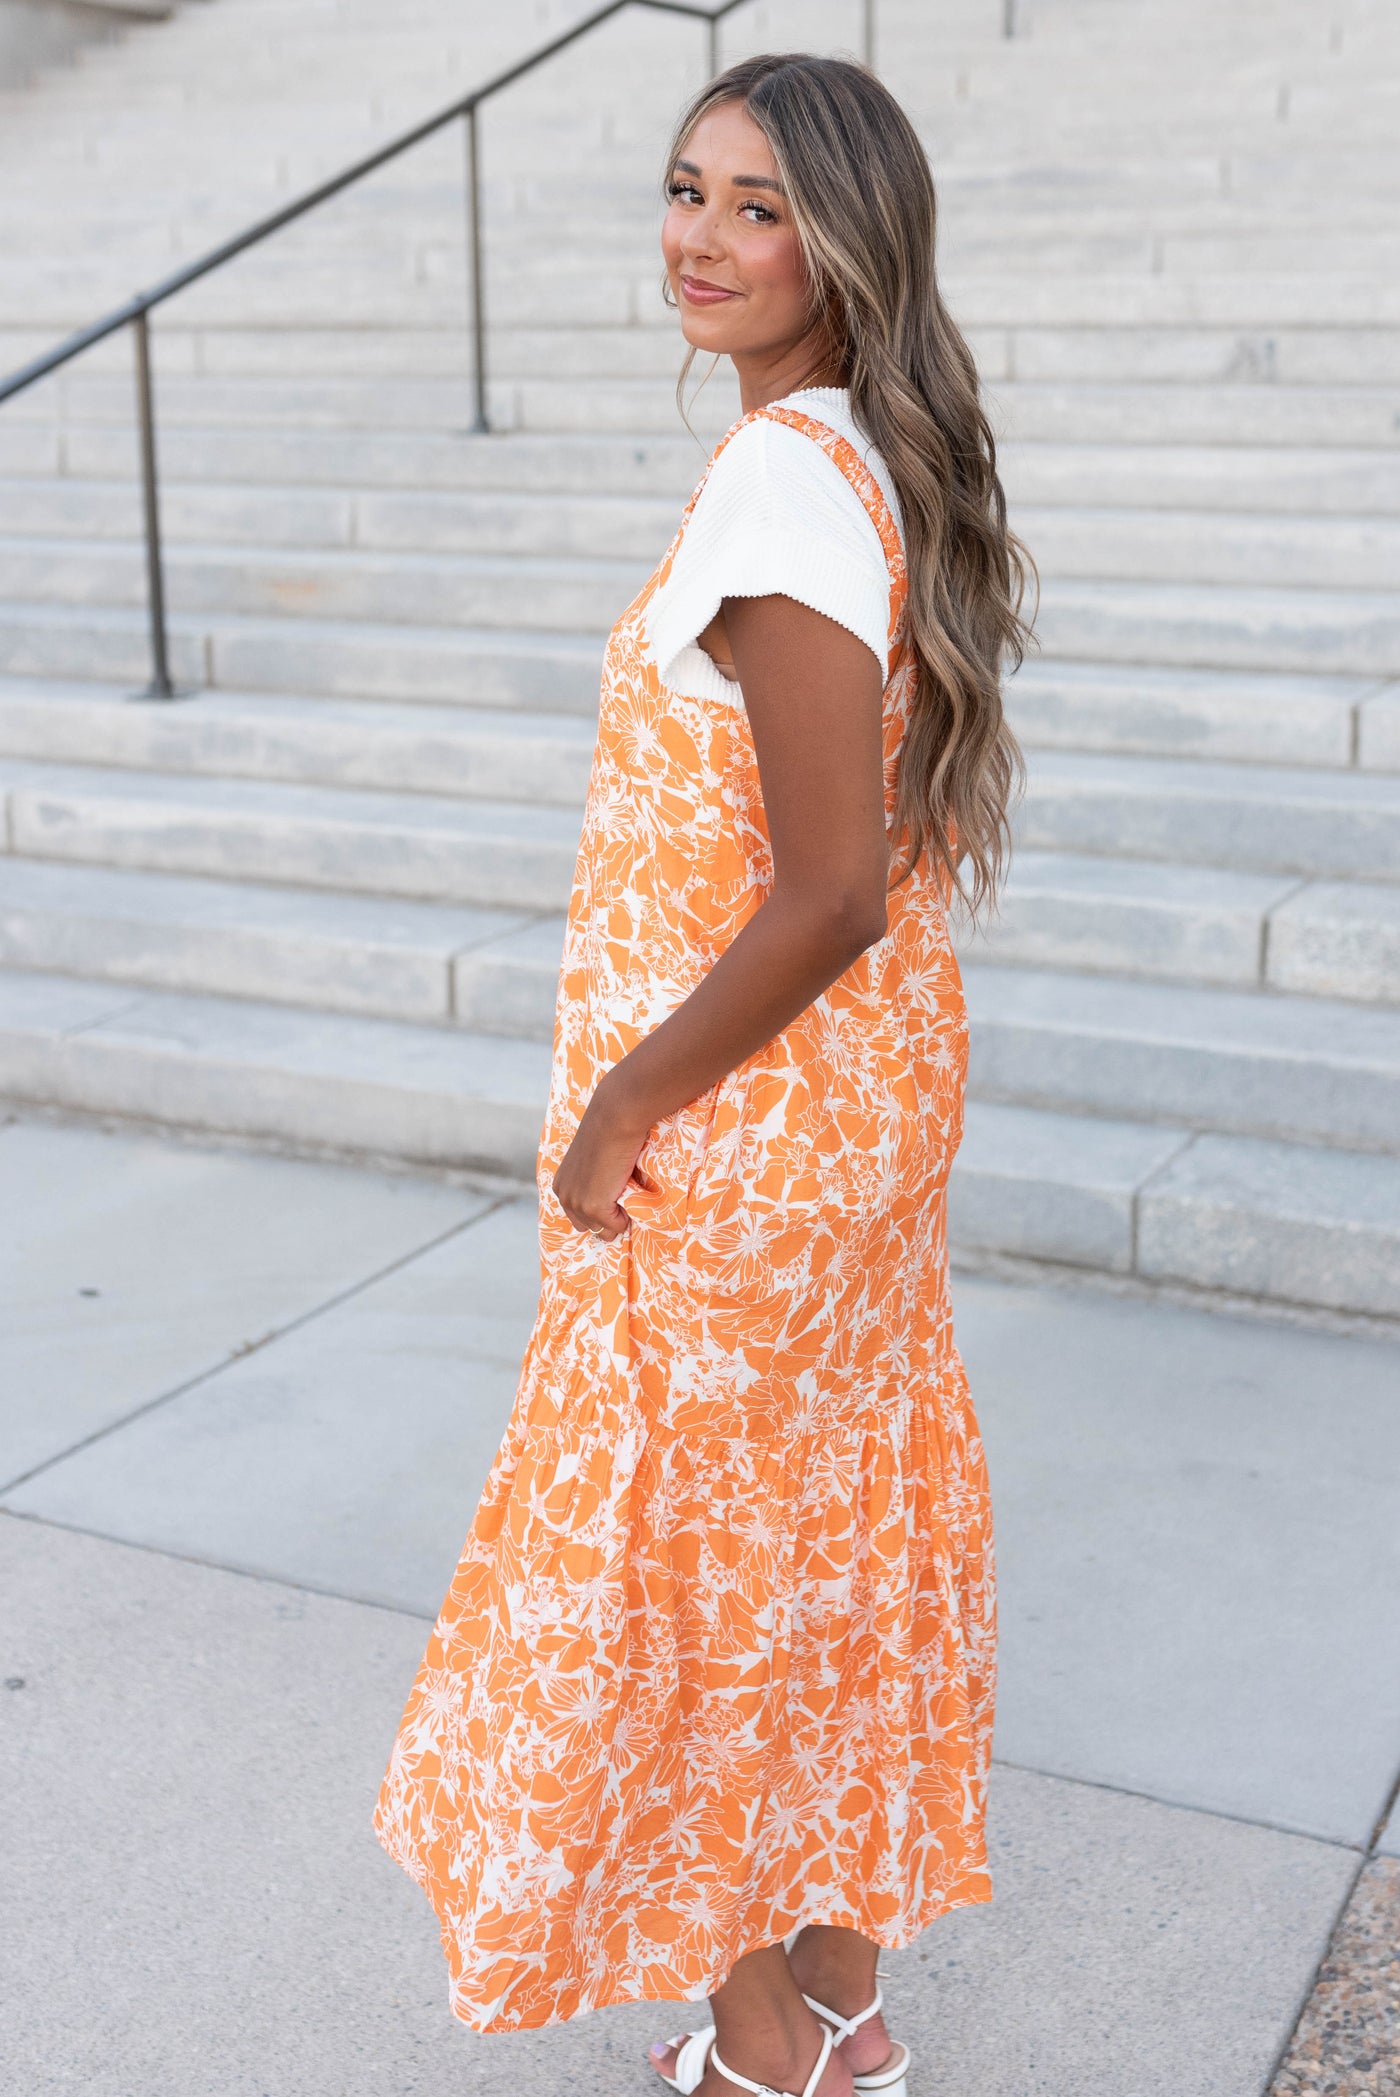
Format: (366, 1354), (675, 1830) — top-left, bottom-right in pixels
(648, 2034), (687, 2081)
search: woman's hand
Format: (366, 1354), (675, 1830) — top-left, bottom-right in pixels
(552, 1076), (652, 1242)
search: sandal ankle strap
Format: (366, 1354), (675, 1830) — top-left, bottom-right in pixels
(711, 2024), (834, 2097)
(800, 1985), (883, 2046)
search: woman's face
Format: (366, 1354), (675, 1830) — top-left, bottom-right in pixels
(662, 101), (815, 367)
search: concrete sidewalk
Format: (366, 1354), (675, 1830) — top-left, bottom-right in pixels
(2, 1110), (1397, 2096)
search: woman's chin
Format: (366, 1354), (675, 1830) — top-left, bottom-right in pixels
(679, 317), (737, 357)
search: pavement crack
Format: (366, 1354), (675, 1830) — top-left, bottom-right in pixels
(0, 1194), (519, 1498)
(989, 1753), (1366, 1853)
(0, 1506), (438, 1622)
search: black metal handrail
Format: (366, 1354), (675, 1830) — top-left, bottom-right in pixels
(0, 0), (1020, 698)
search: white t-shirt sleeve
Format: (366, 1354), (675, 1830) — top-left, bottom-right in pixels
(645, 417), (896, 708)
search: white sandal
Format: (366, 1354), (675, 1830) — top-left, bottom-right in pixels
(659, 2021), (835, 2096)
(801, 1985), (910, 2097)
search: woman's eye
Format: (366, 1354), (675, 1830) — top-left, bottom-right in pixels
(740, 200), (778, 223)
(667, 179), (703, 204)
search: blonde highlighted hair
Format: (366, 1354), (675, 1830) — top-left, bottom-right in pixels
(666, 54), (1034, 913)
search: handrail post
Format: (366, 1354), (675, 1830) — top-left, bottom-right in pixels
(464, 102), (489, 433)
(707, 11), (719, 77)
(863, 0), (875, 67)
(1003, 0), (1017, 36)
(132, 308), (178, 700)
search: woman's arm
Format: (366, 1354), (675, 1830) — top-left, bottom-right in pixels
(552, 592), (889, 1240)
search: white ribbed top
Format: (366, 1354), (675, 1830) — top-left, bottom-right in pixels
(645, 386), (904, 709)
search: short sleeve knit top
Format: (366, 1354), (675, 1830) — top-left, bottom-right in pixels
(644, 385), (905, 707)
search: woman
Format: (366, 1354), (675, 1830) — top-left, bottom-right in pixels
(376, 50), (1031, 2097)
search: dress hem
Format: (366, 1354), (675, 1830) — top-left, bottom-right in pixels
(376, 1822), (993, 2036)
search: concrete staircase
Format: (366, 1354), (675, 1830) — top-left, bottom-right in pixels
(2, 0), (1399, 1320)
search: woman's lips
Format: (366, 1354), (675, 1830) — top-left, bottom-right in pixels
(680, 275), (739, 305)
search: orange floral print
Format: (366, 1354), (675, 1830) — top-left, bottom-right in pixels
(374, 406), (996, 2034)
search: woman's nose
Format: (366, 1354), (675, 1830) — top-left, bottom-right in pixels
(680, 210), (724, 265)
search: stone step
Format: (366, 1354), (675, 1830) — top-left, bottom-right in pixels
(29, 56), (1359, 113)
(1005, 324), (1400, 389)
(989, 380), (1400, 450)
(19, 89), (1393, 148)
(3, 476), (359, 551)
(507, 375), (1400, 448)
(19, 177), (1400, 246)
(12, 366), (1400, 451)
(35, 79), (1382, 134)
(1130, 1130), (1400, 1318)
(946, 1101), (1191, 1278)
(421, 229), (1400, 284)
(12, 264), (1400, 337)
(951, 1104), (1400, 1319)
(1, 476), (680, 562)
(1003, 444), (1400, 519)
(0, 304), (1005, 381)
(16, 260), (1399, 333)
(46, 8), (594, 57)
(1019, 508), (1400, 592)
(2, 263), (629, 333)
(3, 535), (1397, 677)
(964, 853), (1296, 991)
(9, 479), (1396, 592)
(1005, 660), (1380, 771)
(1033, 579), (1400, 678)
(1267, 881), (1400, 1006)
(1020, 749), (1400, 880)
(27, 176), (1399, 250)
(451, 912), (566, 1039)
(60, 423), (710, 500)
(977, 856), (1400, 1004)
(10, 133), (1396, 191)
(0, 598), (213, 691)
(0, 300), (1302, 371)
(482, 376), (1400, 447)
(0, 856), (536, 1021)
(451, 914), (563, 1039)
(449, 856), (1400, 1047)
(19, 101), (1400, 157)
(48, 423), (1400, 520)
(1, 759), (583, 909)
(13, 313), (1400, 390)
(0, 534), (649, 634)
(0, 655), (1392, 814)
(0, 679), (597, 799)
(2, 615), (1397, 788)
(962, 963), (1400, 1154)
(0, 601), (605, 710)
(0, 426), (60, 476)
(0, 965), (551, 1176)
(6, 371), (493, 434)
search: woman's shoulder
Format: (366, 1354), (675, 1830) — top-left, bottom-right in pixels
(695, 393), (897, 542)
(701, 390), (902, 541)
(699, 406), (814, 497)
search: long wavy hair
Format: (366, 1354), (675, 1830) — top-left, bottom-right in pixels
(665, 54), (1034, 914)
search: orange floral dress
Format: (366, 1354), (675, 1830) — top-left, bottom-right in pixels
(375, 404), (996, 2034)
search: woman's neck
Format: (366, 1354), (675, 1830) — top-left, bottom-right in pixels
(732, 342), (846, 416)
